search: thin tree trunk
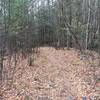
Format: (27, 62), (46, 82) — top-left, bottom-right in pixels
(0, 49), (3, 83)
(86, 0), (91, 50)
(97, 0), (100, 65)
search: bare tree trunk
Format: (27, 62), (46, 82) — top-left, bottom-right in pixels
(9, 52), (17, 88)
(86, 0), (91, 50)
(97, 0), (100, 65)
(98, 26), (100, 65)
(68, 0), (72, 49)
(0, 49), (3, 83)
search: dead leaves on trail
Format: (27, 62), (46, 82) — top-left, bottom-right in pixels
(4, 47), (100, 100)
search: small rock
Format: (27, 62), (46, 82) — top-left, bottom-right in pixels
(90, 96), (95, 100)
(37, 96), (52, 100)
(24, 95), (33, 100)
(48, 80), (56, 88)
(66, 96), (74, 100)
(82, 96), (87, 100)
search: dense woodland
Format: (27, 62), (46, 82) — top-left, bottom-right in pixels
(0, 0), (100, 51)
(0, 0), (100, 99)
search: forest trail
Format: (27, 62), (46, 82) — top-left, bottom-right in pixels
(35, 48), (89, 99)
(5, 47), (100, 100)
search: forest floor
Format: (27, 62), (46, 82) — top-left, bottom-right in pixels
(2, 47), (100, 100)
